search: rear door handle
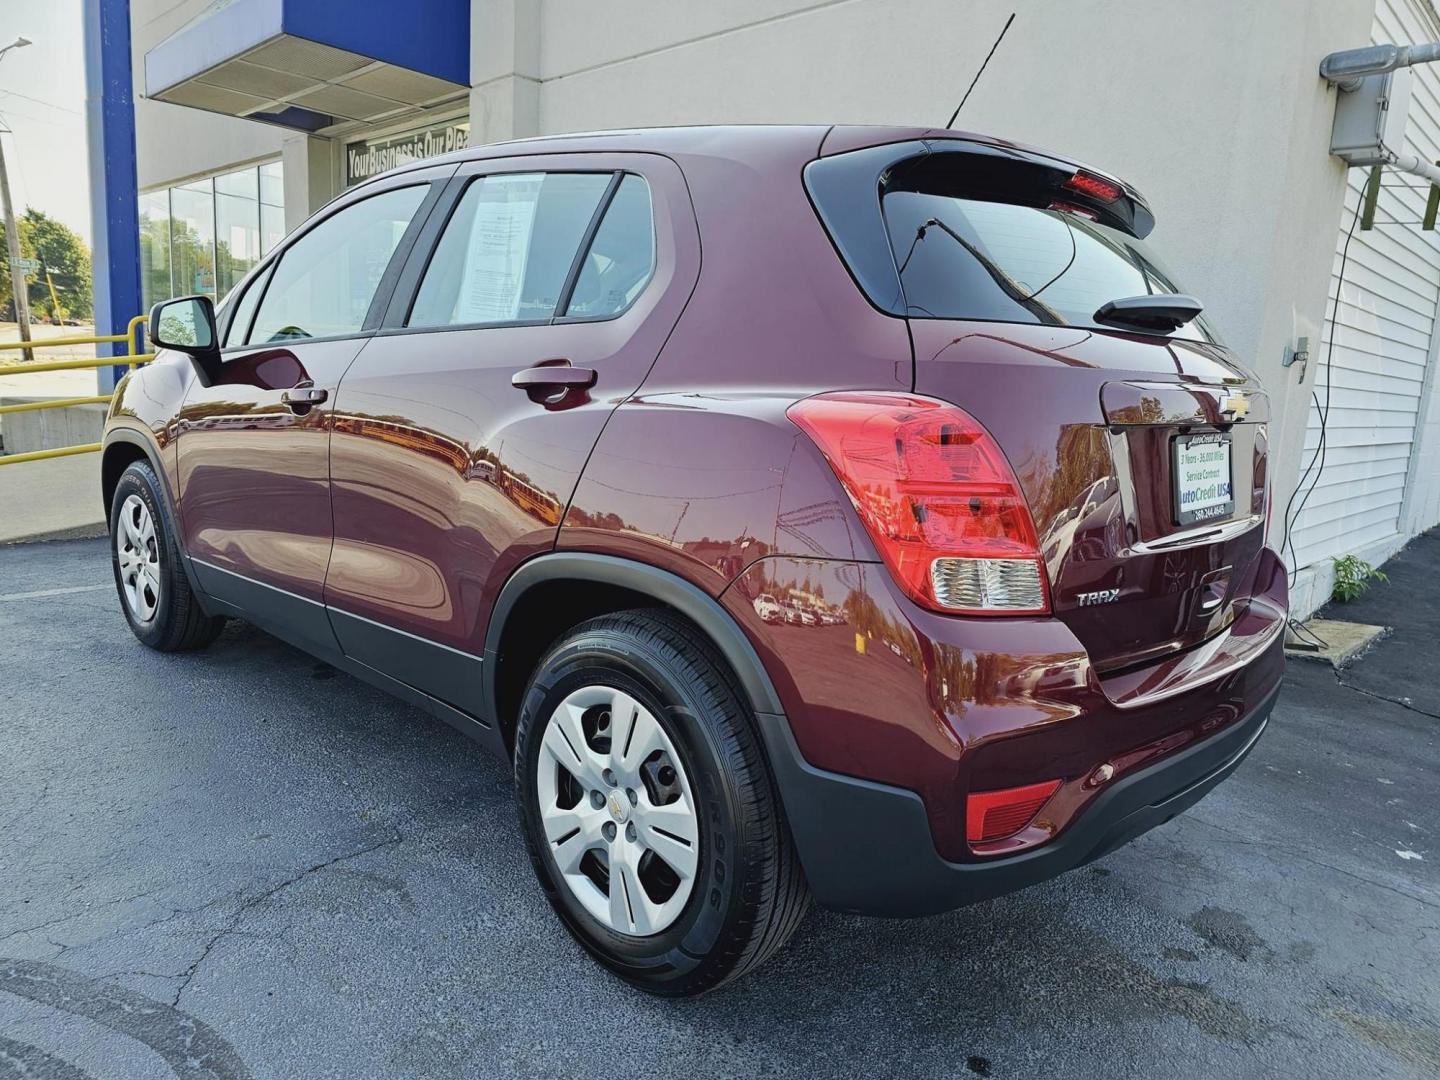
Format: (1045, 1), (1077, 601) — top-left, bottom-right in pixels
(512, 363), (597, 403)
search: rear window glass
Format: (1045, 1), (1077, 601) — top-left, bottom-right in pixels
(883, 191), (1214, 342)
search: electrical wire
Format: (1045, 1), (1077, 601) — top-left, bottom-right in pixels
(1281, 193), (1360, 580)
(1277, 182), (1363, 642)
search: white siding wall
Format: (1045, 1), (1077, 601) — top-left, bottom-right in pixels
(1291, 0), (1440, 584)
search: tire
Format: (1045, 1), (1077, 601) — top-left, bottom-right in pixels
(109, 459), (225, 652)
(514, 608), (809, 995)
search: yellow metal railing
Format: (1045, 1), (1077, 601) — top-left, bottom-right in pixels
(0, 315), (152, 466)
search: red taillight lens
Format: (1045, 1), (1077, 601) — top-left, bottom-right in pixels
(1062, 170), (1123, 203)
(966, 779), (1062, 844)
(787, 392), (1050, 615)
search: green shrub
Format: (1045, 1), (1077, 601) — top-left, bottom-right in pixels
(1331, 554), (1388, 603)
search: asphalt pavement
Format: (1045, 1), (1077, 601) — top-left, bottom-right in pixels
(1, 536), (1437, 1079)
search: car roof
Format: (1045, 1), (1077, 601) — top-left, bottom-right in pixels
(372, 122), (1088, 177)
(363, 123), (1139, 218)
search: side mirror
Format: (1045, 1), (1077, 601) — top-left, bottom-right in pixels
(149, 295), (221, 382)
(148, 294), (219, 355)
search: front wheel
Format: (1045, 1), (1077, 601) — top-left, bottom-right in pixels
(109, 459), (225, 651)
(514, 609), (809, 995)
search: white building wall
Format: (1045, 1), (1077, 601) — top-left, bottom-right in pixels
(1289, 0), (1440, 616)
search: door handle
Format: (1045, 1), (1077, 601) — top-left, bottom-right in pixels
(281, 382), (328, 411)
(512, 363), (597, 404)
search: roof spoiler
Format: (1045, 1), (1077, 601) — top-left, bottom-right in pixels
(804, 138), (1155, 318)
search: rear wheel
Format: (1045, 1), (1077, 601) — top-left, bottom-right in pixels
(514, 609), (809, 995)
(109, 460), (225, 651)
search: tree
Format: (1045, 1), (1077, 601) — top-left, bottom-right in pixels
(20, 208), (92, 321)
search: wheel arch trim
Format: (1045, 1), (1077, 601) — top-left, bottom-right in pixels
(482, 552), (787, 723)
(102, 429), (214, 616)
(101, 429), (171, 518)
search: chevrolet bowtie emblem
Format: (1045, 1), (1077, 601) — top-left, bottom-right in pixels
(1220, 395), (1250, 420)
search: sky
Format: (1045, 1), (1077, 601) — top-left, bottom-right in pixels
(0, 1), (91, 243)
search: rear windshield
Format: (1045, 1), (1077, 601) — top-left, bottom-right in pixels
(883, 191), (1215, 342)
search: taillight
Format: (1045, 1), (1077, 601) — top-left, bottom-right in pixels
(787, 392), (1050, 615)
(1062, 170), (1123, 202)
(967, 779), (1061, 844)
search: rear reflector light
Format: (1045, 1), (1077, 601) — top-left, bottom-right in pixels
(1062, 170), (1123, 203)
(787, 392), (1050, 615)
(967, 779), (1062, 844)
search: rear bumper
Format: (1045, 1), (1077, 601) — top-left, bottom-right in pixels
(759, 680), (1278, 917)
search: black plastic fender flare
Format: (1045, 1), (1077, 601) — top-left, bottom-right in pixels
(481, 552), (787, 725)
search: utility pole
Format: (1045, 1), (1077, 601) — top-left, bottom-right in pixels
(0, 126), (34, 361)
(0, 36), (33, 362)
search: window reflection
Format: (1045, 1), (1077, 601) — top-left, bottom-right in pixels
(137, 161), (286, 312)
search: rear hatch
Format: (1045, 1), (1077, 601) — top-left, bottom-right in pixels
(808, 138), (1270, 673)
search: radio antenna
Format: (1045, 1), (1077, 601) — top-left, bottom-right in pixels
(946, 12), (1016, 128)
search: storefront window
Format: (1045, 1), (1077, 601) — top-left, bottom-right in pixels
(137, 160), (285, 309)
(170, 179), (217, 300)
(215, 167), (261, 299)
(260, 161), (286, 259)
(138, 190), (172, 314)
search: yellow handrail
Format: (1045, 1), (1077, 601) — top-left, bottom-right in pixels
(0, 314), (152, 465)
(0, 394), (112, 414)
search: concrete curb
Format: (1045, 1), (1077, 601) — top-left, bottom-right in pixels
(1, 521), (108, 545)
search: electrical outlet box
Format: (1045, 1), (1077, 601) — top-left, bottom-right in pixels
(1330, 69), (1413, 165)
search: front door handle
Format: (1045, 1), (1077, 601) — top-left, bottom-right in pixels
(512, 363), (597, 404)
(281, 382), (328, 411)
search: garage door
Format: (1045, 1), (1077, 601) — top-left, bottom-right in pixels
(1290, 0), (1440, 569)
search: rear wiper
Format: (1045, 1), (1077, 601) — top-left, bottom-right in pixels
(1094, 294), (1203, 333)
(908, 217), (1063, 324)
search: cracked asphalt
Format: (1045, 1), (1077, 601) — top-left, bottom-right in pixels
(2, 534), (1438, 1079)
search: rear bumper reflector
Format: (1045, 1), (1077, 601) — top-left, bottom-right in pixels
(966, 779), (1062, 844)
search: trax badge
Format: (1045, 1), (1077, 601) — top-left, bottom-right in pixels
(1076, 588), (1120, 606)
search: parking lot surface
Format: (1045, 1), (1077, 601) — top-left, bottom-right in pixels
(2, 536), (1438, 1079)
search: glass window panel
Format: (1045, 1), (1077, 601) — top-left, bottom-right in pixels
(214, 167), (258, 200)
(138, 190), (172, 311)
(261, 202), (287, 256)
(169, 182), (217, 300)
(248, 185), (427, 345)
(259, 161), (284, 206)
(408, 172), (611, 328)
(565, 175), (655, 319)
(881, 191), (1215, 342)
(215, 168), (261, 301)
(223, 262), (271, 347)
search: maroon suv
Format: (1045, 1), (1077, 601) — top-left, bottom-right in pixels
(102, 125), (1286, 995)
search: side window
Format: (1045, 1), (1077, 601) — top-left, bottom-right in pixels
(247, 185), (427, 345)
(222, 262), (272, 347)
(408, 172), (612, 328)
(564, 175), (654, 319)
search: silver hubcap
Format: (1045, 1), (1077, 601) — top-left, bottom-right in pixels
(536, 685), (699, 936)
(116, 494), (161, 624)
